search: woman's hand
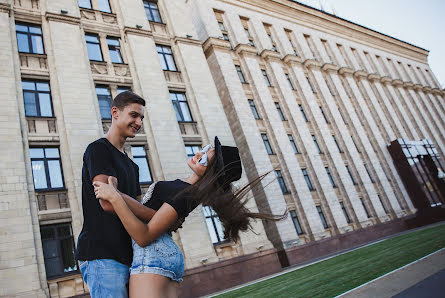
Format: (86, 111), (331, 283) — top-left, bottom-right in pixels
(93, 176), (121, 204)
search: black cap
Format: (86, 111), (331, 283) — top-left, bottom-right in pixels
(214, 136), (242, 188)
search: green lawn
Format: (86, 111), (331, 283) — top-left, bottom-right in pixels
(216, 223), (445, 298)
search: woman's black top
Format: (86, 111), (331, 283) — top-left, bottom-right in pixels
(144, 179), (198, 219)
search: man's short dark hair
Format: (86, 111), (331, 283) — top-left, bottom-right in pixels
(112, 91), (146, 110)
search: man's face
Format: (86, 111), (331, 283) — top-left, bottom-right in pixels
(112, 103), (145, 138)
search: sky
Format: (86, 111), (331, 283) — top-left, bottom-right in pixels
(295, 0), (445, 88)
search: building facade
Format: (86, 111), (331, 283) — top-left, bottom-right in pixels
(0, 0), (444, 297)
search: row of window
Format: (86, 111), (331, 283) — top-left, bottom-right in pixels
(30, 145), (153, 192)
(79, 0), (163, 24)
(217, 11), (436, 87)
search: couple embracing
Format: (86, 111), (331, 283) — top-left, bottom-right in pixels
(76, 91), (282, 298)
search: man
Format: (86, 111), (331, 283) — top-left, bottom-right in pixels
(76, 91), (157, 297)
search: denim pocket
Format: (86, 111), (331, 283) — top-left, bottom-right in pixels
(153, 236), (176, 257)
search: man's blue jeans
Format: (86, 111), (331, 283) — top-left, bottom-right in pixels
(79, 259), (129, 298)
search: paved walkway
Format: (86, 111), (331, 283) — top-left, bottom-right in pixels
(339, 248), (445, 298)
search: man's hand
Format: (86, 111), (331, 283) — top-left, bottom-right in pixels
(169, 217), (185, 233)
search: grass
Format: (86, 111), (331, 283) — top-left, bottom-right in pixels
(216, 223), (445, 298)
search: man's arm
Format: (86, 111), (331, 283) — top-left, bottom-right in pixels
(92, 174), (155, 222)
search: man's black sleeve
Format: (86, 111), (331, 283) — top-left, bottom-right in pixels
(84, 142), (117, 182)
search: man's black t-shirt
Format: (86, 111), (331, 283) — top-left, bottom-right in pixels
(75, 138), (141, 266)
(144, 179), (198, 219)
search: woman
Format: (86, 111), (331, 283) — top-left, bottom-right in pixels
(93, 137), (283, 298)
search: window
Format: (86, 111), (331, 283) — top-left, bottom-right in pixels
(275, 170), (289, 194)
(290, 210), (303, 235)
(16, 23), (44, 54)
(244, 28), (255, 47)
(312, 135), (322, 154)
(117, 86), (131, 94)
(131, 146), (153, 184)
(185, 145), (201, 159)
(378, 195), (389, 214)
(360, 198), (371, 218)
(222, 33), (230, 41)
(346, 165), (357, 185)
(316, 206), (328, 229)
(351, 136), (360, 153)
(107, 37), (123, 63)
(30, 147), (64, 191)
(264, 24), (277, 52)
(217, 21), (230, 42)
(299, 104), (309, 122)
(325, 79), (335, 96)
(285, 29), (298, 56)
(143, 1), (162, 23)
(268, 33), (277, 51)
(302, 168), (314, 191)
(97, 0), (111, 13)
(275, 102), (285, 121)
(288, 135), (299, 154)
(235, 65), (246, 83)
(78, 0), (92, 9)
(262, 70), (272, 87)
(306, 76), (316, 93)
(40, 224), (77, 278)
(320, 106), (329, 123)
(332, 135), (342, 153)
(325, 167), (336, 188)
(203, 206), (226, 244)
(218, 21), (226, 31)
(261, 134), (273, 155)
(156, 45), (177, 71)
(85, 34), (103, 61)
(248, 99), (260, 119)
(170, 92), (192, 122)
(22, 80), (53, 117)
(364, 164), (375, 183)
(285, 74), (294, 90)
(340, 202), (351, 223)
(96, 86), (112, 119)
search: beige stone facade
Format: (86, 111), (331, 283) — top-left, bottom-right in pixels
(0, 0), (444, 297)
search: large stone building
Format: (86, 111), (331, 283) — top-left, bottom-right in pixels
(0, 0), (444, 297)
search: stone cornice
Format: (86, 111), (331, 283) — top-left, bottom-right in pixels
(431, 88), (442, 95)
(235, 44), (258, 56)
(413, 84), (423, 91)
(321, 63), (338, 72)
(203, 37), (231, 57)
(338, 67), (354, 76)
(45, 12), (80, 25)
(380, 76), (392, 84)
(260, 49), (281, 61)
(283, 54), (302, 65)
(174, 36), (202, 47)
(392, 79), (403, 87)
(403, 81), (414, 88)
(422, 86), (432, 93)
(367, 73), (381, 81)
(0, 3), (11, 14)
(14, 10), (42, 23)
(353, 70), (367, 79)
(303, 58), (320, 69)
(123, 26), (152, 38)
(228, 0), (429, 63)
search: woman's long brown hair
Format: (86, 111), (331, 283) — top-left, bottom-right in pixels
(175, 155), (287, 242)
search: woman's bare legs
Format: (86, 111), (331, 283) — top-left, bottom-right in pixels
(129, 273), (178, 298)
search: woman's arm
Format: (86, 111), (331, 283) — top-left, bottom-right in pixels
(94, 179), (178, 247)
(93, 175), (156, 221)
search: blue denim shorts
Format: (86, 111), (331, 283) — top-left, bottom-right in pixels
(130, 233), (185, 282)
